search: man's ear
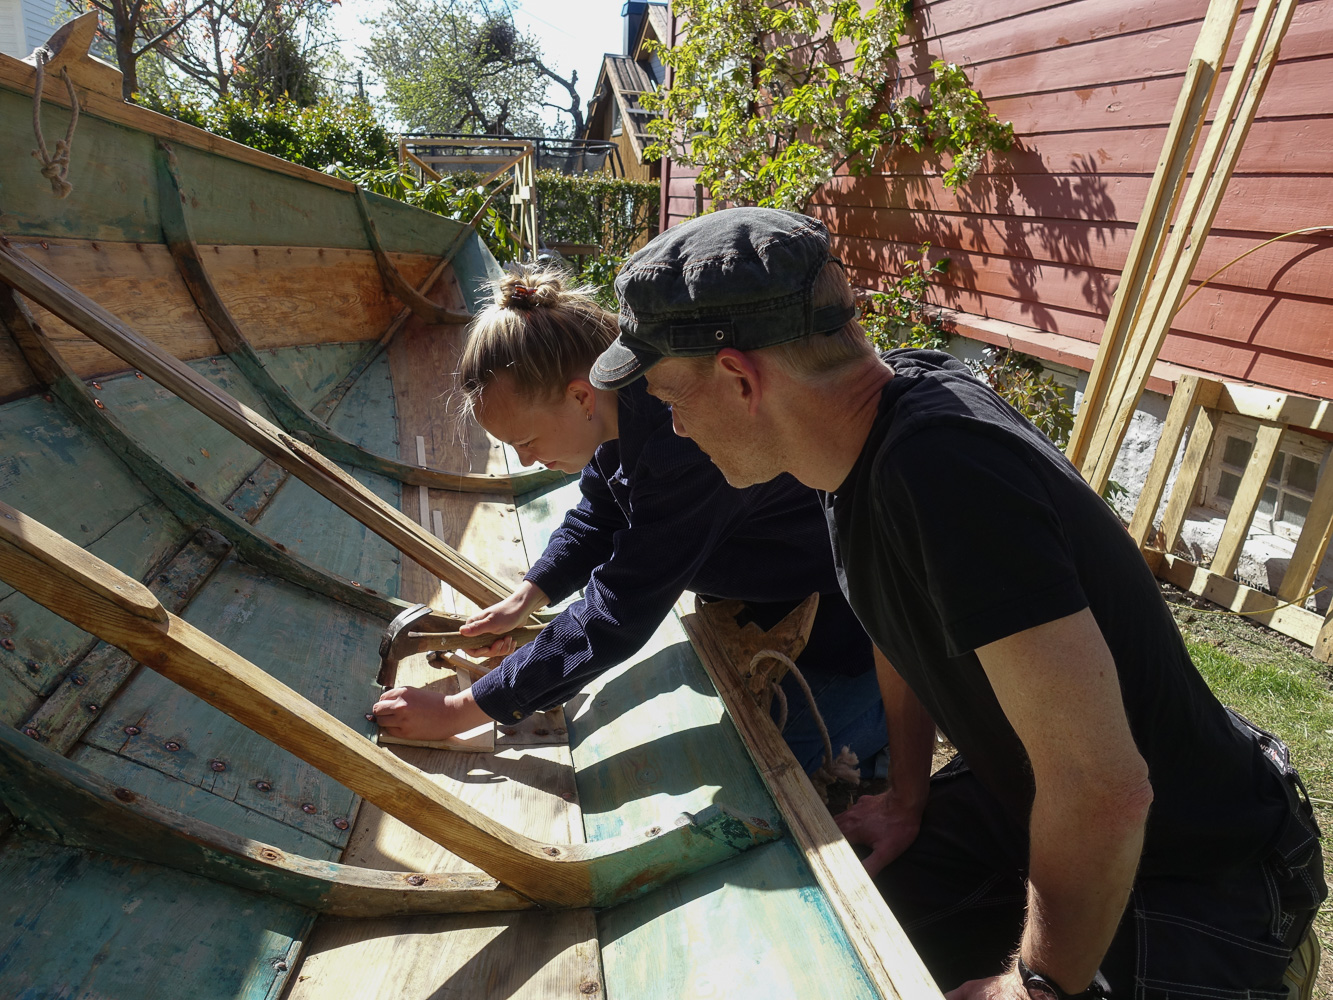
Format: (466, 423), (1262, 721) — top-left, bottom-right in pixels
(715, 349), (764, 415)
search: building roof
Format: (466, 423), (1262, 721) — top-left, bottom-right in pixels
(586, 53), (658, 160)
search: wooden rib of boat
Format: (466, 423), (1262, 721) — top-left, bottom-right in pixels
(0, 19), (939, 999)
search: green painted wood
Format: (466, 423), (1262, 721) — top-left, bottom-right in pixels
(80, 556), (382, 849)
(23, 528), (232, 754)
(0, 836), (310, 1000)
(0, 498), (185, 698)
(0, 725), (531, 917)
(262, 343), (372, 409)
(1, 86), (472, 257)
(95, 354), (281, 500)
(70, 745), (340, 860)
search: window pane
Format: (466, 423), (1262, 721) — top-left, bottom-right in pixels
(1218, 471), (1241, 502)
(1222, 436), (1253, 468)
(1288, 455), (1320, 494)
(1267, 452), (1286, 484)
(1259, 485), (1277, 517)
(1282, 494), (1311, 529)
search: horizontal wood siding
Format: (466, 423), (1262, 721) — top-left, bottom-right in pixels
(662, 0), (1333, 398)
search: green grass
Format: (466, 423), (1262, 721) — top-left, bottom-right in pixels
(1170, 600), (1333, 994)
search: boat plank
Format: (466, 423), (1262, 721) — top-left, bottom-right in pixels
(0, 837), (310, 1000)
(259, 342), (378, 409)
(567, 619), (882, 1000)
(80, 557), (382, 848)
(342, 744), (582, 874)
(291, 908), (602, 1000)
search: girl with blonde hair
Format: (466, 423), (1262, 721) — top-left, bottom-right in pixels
(372, 265), (886, 777)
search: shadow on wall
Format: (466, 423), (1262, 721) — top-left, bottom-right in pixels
(810, 10), (1123, 337)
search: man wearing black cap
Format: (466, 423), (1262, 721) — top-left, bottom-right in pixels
(591, 206), (1325, 999)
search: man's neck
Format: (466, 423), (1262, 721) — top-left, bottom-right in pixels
(779, 358), (894, 491)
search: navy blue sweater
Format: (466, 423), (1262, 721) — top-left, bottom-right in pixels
(469, 378), (845, 721)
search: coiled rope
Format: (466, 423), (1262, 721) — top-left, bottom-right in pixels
(750, 648), (861, 803)
(30, 48), (80, 199)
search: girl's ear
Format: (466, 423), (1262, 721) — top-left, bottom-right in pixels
(566, 378), (595, 409)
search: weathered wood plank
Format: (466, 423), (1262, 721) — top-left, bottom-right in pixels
(0, 836), (311, 1000)
(0, 504), (781, 908)
(0, 240), (520, 610)
(0, 725), (531, 916)
(1160, 403), (1221, 554)
(292, 909), (603, 1000)
(1211, 420), (1284, 577)
(1128, 376), (1222, 548)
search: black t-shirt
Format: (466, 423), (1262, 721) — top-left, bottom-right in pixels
(824, 349), (1288, 876)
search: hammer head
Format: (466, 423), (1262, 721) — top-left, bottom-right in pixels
(377, 603), (466, 687)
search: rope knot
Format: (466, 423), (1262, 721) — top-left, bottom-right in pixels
(31, 53), (80, 199)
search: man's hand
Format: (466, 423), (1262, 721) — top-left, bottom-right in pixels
(946, 969), (1026, 1000)
(372, 685), (492, 741)
(459, 580), (549, 656)
(834, 789), (923, 876)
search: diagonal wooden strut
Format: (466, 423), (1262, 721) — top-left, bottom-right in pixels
(155, 144), (561, 495)
(0, 236), (521, 614)
(0, 499), (780, 909)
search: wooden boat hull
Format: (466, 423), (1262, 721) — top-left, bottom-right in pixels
(0, 31), (937, 1000)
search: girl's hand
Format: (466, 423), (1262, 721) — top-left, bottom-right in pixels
(459, 581), (549, 656)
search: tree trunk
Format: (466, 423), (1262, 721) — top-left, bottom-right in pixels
(114, 13), (139, 100)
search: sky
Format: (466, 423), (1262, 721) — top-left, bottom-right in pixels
(326, 0), (629, 133)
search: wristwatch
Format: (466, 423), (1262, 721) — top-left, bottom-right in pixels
(1016, 958), (1111, 1000)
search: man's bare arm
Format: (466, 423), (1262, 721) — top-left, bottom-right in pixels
(975, 607), (1153, 993)
(835, 646), (936, 873)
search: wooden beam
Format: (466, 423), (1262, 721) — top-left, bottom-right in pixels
(0, 500), (781, 909)
(1277, 462), (1333, 606)
(1067, 0), (1243, 474)
(681, 602), (942, 1000)
(1082, 0), (1297, 492)
(1219, 383), (1333, 435)
(1151, 550), (1322, 646)
(0, 723), (533, 917)
(154, 146), (559, 496)
(353, 186), (473, 327)
(1159, 403), (1220, 554)
(0, 238), (519, 613)
(1211, 421), (1283, 578)
(1127, 375), (1222, 549)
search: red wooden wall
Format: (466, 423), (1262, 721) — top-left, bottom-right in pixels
(660, 0), (1333, 399)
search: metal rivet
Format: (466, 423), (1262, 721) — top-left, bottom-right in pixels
(91, 381), (102, 389)
(333, 817), (350, 831)
(114, 787), (135, 803)
(124, 726), (141, 736)
(209, 759), (227, 772)
(543, 847), (560, 857)
(22, 727), (40, 740)
(225, 503), (235, 511)
(247, 476), (256, 484)
(533, 728), (550, 737)
(274, 960), (288, 972)
(561, 791), (574, 801)
(94, 399), (105, 409)
(0, 638), (13, 651)
(579, 982), (600, 996)
(86, 703), (99, 714)
(254, 780), (272, 792)
(42, 393), (52, 402)
(70, 675), (85, 686)
(259, 847), (282, 862)
(500, 727), (517, 736)
(364, 713), (375, 722)
(135, 371), (144, 379)
(646, 826), (661, 837)
(24, 659), (39, 673)
(164, 741), (181, 752)
(553, 727), (567, 736)
(301, 803), (317, 814)
(406, 874), (427, 886)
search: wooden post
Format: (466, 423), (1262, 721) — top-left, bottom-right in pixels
(1211, 421), (1284, 578)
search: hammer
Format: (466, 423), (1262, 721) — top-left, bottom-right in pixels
(377, 603), (544, 686)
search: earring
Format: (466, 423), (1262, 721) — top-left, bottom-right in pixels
(586, 412), (592, 422)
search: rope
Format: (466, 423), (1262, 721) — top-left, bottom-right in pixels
(750, 648), (861, 803)
(30, 49), (80, 199)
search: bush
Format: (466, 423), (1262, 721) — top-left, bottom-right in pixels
(137, 92), (396, 172)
